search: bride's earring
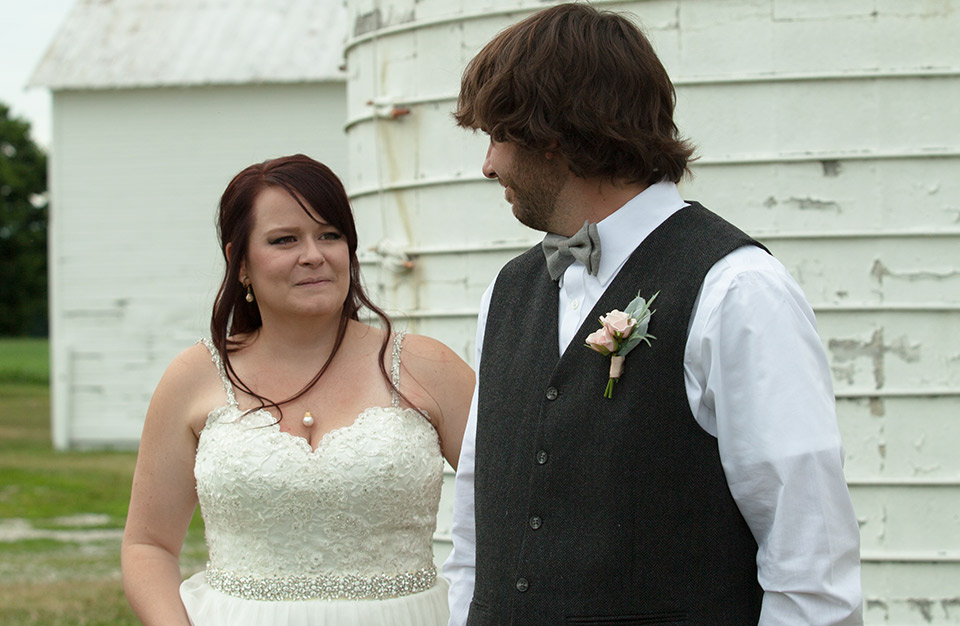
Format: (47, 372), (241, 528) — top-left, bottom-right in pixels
(242, 277), (254, 303)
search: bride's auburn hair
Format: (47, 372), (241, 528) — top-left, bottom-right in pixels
(211, 154), (395, 417)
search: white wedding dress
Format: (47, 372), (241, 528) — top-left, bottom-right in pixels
(179, 335), (448, 625)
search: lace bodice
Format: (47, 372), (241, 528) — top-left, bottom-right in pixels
(193, 336), (443, 599)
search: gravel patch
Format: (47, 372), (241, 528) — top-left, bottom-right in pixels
(0, 518), (123, 543)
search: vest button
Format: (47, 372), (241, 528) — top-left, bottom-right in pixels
(536, 450), (548, 464)
(516, 577), (529, 592)
(545, 387), (558, 400)
(529, 515), (542, 529)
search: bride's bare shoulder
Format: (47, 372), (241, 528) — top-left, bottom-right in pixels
(146, 341), (231, 431)
(396, 333), (474, 392)
(164, 341), (219, 384)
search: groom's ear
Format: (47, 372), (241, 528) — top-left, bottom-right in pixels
(544, 139), (561, 160)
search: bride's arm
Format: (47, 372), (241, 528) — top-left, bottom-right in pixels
(121, 346), (208, 626)
(398, 334), (475, 469)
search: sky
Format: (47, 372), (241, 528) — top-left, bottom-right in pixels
(1, 0), (77, 148)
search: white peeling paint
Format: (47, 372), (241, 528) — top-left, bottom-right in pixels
(345, 0), (960, 619)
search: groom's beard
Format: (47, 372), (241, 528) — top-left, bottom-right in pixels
(501, 150), (568, 233)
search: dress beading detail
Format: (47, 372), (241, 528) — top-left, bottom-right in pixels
(200, 338), (237, 407)
(204, 564), (437, 601)
(391, 331), (405, 408)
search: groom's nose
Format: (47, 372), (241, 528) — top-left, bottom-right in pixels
(482, 141), (498, 179)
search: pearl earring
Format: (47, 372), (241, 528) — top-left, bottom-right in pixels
(241, 277), (254, 303)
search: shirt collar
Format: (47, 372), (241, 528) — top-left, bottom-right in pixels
(592, 181), (688, 287)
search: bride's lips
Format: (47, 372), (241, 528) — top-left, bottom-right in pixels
(295, 277), (331, 286)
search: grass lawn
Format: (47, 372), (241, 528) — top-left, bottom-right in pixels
(0, 339), (206, 625)
(0, 338), (49, 385)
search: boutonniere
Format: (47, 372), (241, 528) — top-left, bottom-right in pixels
(584, 290), (658, 398)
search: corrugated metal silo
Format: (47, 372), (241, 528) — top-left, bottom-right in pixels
(343, 1), (960, 620)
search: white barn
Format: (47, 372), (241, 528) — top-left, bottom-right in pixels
(31, 0), (350, 449)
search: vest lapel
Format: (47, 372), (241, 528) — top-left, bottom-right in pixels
(522, 248), (562, 361)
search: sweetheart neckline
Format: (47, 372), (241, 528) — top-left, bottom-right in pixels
(203, 404), (424, 454)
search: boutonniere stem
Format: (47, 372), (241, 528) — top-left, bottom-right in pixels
(585, 290), (658, 398)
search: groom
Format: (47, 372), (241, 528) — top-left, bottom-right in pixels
(443, 4), (862, 625)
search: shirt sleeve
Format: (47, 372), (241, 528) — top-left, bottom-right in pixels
(685, 246), (863, 625)
(442, 280), (494, 626)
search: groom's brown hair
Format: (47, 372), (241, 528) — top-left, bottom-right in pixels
(456, 2), (694, 187)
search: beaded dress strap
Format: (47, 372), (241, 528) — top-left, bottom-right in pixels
(198, 338), (238, 408)
(391, 331), (406, 409)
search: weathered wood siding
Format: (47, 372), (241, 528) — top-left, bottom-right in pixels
(344, 0), (960, 621)
(49, 83), (347, 448)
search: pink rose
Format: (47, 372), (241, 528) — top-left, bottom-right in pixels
(600, 310), (637, 339)
(585, 327), (618, 356)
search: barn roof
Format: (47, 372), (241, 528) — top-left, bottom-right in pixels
(30, 0), (347, 90)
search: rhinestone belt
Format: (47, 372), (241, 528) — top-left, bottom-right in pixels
(204, 564), (437, 601)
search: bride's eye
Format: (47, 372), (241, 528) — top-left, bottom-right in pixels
(269, 235), (296, 245)
(319, 231), (342, 241)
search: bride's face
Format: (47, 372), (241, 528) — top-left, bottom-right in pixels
(241, 186), (350, 322)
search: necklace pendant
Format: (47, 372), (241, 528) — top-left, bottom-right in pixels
(302, 411), (315, 427)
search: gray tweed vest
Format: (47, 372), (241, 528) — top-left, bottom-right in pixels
(469, 203), (766, 626)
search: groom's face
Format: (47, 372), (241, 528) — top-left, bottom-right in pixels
(482, 138), (568, 232)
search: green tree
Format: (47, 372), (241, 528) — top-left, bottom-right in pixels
(0, 102), (48, 336)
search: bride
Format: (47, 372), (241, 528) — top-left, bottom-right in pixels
(121, 154), (474, 625)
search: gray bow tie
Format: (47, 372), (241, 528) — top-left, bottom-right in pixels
(541, 220), (602, 281)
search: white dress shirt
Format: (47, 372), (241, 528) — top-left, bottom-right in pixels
(443, 182), (862, 625)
